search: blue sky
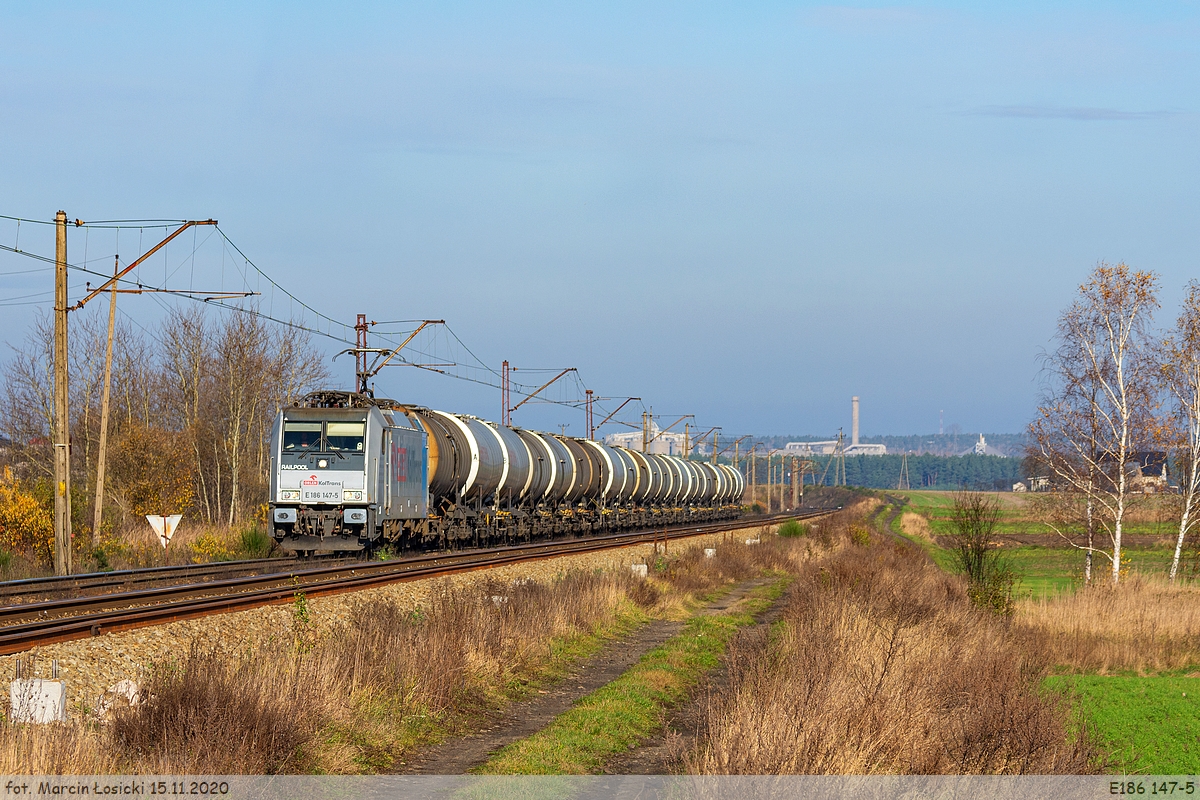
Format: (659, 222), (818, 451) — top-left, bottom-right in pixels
(1, 2), (1197, 437)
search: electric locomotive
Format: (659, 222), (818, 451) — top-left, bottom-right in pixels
(268, 390), (744, 553)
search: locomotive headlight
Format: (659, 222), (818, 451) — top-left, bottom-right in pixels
(343, 490), (363, 501)
(280, 490), (300, 501)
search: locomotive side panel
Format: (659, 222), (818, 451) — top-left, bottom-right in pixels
(381, 417), (428, 520)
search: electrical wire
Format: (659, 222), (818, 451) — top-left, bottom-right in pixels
(0, 214), (654, 425)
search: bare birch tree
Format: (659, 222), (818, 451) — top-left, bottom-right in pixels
(1160, 281), (1200, 581)
(1030, 262), (1159, 585)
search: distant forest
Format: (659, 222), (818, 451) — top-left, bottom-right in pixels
(761, 432), (1028, 458)
(797, 453), (1025, 491)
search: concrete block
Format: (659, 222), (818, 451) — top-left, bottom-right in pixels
(630, 564), (648, 578)
(704, 548), (717, 558)
(10, 679), (66, 723)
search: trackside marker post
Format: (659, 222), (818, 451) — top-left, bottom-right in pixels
(146, 515), (182, 549)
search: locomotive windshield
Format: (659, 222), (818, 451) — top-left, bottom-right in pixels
(326, 422), (365, 452)
(283, 421), (322, 451)
(281, 420), (365, 452)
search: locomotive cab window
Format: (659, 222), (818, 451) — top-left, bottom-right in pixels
(326, 422), (365, 452)
(283, 422), (323, 451)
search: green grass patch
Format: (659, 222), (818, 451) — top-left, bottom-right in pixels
(1047, 675), (1200, 774)
(777, 519), (809, 538)
(477, 576), (790, 775)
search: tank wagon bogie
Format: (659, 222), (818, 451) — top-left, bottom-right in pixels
(268, 391), (745, 553)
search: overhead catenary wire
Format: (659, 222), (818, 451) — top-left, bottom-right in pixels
(0, 214), (674, 428)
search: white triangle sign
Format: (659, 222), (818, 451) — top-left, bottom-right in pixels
(146, 515), (182, 549)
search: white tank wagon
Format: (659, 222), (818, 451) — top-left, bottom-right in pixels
(268, 391), (745, 553)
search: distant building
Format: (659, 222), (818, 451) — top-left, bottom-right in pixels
(846, 443), (887, 456)
(959, 434), (1007, 457)
(1128, 452), (1169, 494)
(604, 422), (699, 456)
(1013, 475), (1049, 493)
(785, 441), (839, 456)
(783, 395), (888, 456)
(783, 440), (886, 456)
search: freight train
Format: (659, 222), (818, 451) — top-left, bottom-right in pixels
(267, 391), (745, 553)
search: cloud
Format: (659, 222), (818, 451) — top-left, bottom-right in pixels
(966, 104), (1176, 121)
(809, 6), (929, 25)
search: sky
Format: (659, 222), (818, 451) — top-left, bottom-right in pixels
(1, 2), (1197, 439)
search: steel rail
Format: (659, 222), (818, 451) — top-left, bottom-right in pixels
(0, 511), (829, 656)
(0, 555), (361, 603)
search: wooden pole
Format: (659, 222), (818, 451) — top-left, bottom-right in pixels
(91, 256), (118, 545)
(767, 453), (772, 512)
(53, 211), (72, 575)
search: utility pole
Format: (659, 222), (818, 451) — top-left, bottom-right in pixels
(683, 423), (690, 458)
(501, 361), (511, 426)
(642, 411), (650, 453)
(53, 211), (72, 575)
(766, 451), (772, 512)
(54, 217), (220, 574)
(355, 314), (369, 393)
(91, 256), (118, 544)
(711, 430), (718, 465)
(747, 446), (756, 506)
(790, 456), (797, 510)
(585, 389), (594, 440)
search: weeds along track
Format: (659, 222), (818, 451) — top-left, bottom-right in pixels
(0, 512), (826, 656)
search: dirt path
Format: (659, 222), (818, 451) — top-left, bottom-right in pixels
(601, 578), (782, 775)
(400, 618), (682, 774)
(400, 579), (773, 775)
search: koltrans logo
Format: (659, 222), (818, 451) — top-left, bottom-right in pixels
(301, 475), (340, 487)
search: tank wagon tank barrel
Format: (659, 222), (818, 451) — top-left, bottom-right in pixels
(268, 390), (745, 554)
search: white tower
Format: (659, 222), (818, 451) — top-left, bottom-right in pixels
(851, 396), (860, 447)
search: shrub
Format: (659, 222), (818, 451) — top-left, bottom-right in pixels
(190, 532), (232, 563)
(949, 491), (1014, 615)
(0, 467), (53, 563)
(849, 525), (871, 547)
(236, 527), (274, 559)
(777, 520), (809, 538)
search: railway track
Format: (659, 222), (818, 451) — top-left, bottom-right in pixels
(0, 510), (830, 656)
(0, 554), (363, 605)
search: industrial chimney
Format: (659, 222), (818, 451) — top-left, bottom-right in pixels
(851, 396), (860, 446)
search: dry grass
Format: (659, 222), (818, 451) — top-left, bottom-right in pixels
(106, 570), (641, 774)
(1015, 576), (1200, 674)
(0, 724), (116, 773)
(681, 528), (1096, 774)
(899, 511), (933, 541)
(0, 533), (808, 774)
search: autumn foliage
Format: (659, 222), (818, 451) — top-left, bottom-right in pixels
(0, 467), (53, 562)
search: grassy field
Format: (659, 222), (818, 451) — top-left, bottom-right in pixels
(1045, 675), (1200, 774)
(888, 490), (1188, 595)
(887, 490), (1200, 774)
(892, 489), (1181, 539)
(1004, 546), (1181, 597)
